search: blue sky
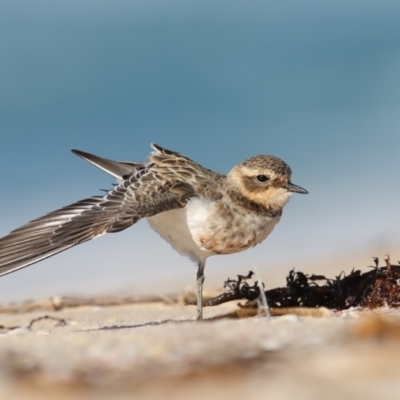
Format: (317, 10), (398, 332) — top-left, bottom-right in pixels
(0, 0), (399, 302)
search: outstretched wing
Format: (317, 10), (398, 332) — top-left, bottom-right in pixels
(0, 143), (225, 277)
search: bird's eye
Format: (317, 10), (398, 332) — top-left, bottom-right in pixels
(256, 175), (269, 183)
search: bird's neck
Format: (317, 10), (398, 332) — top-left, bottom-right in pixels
(225, 188), (283, 218)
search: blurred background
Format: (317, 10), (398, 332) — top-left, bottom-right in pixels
(0, 0), (399, 303)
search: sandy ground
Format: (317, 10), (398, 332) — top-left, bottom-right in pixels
(1, 298), (400, 400)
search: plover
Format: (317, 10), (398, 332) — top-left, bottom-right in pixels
(0, 144), (308, 319)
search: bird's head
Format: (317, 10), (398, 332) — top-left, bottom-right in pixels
(226, 155), (308, 211)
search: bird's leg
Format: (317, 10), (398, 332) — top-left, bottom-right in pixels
(196, 262), (205, 320)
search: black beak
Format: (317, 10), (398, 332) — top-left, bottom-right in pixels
(285, 182), (308, 194)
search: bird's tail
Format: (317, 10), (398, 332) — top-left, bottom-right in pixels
(71, 149), (144, 180)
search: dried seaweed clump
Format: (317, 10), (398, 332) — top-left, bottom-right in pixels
(203, 256), (400, 311)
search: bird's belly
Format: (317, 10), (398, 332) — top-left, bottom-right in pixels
(147, 209), (212, 263)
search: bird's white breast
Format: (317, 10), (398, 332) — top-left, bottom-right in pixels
(186, 197), (281, 255)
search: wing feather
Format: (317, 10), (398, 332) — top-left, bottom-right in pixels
(0, 165), (176, 276)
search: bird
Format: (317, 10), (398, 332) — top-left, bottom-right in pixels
(0, 143), (308, 319)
